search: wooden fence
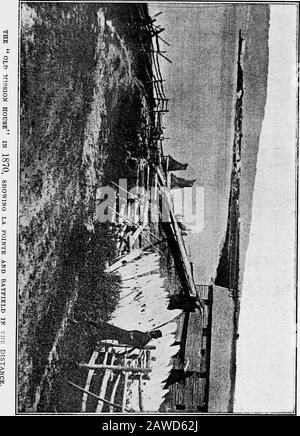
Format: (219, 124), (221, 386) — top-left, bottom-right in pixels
(68, 340), (155, 413)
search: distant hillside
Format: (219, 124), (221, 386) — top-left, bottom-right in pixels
(19, 2), (153, 412)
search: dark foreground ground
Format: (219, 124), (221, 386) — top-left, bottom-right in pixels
(19, 2), (154, 412)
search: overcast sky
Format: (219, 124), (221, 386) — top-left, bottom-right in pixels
(148, 3), (270, 286)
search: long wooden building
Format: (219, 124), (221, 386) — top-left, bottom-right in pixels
(159, 282), (237, 413)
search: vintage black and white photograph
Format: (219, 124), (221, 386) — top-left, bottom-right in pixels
(17, 1), (297, 414)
